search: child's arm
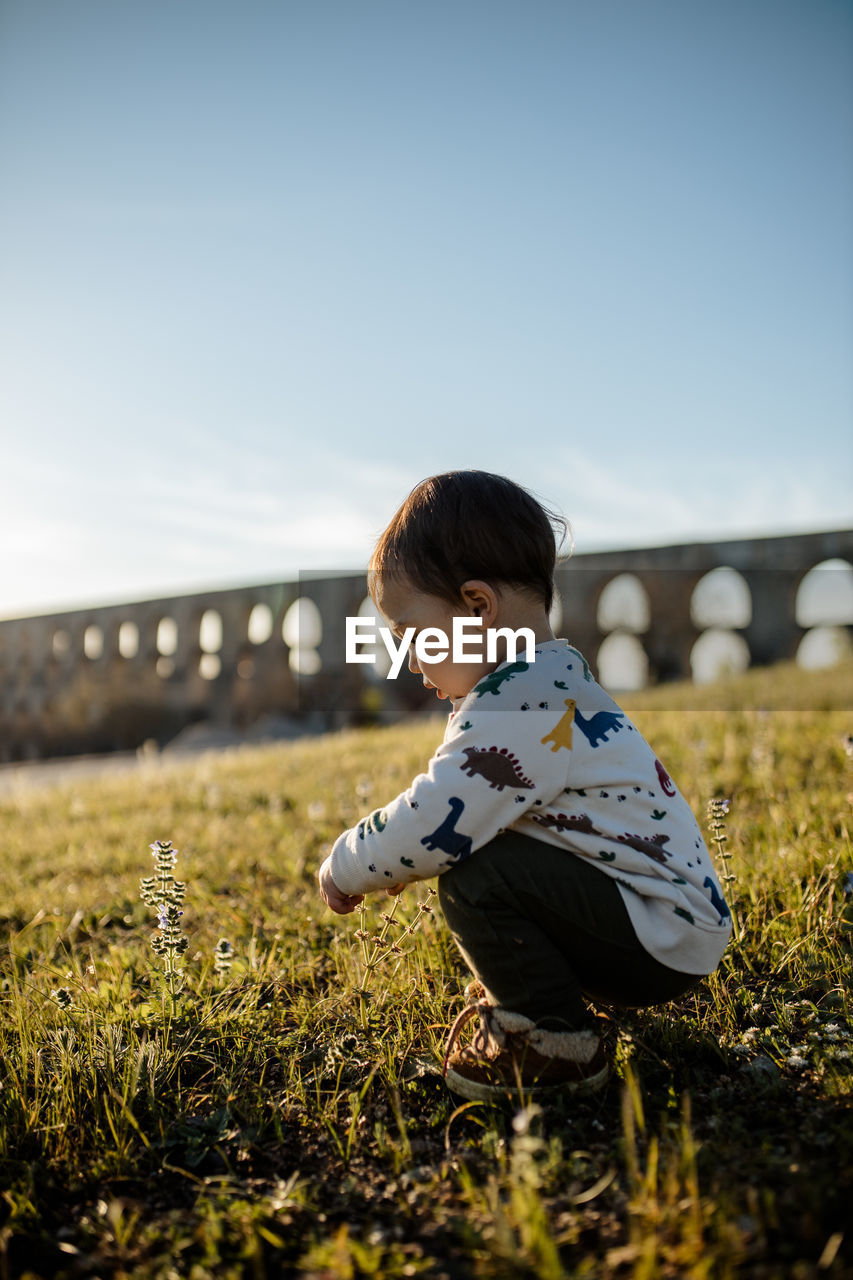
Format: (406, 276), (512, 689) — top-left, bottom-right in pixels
(320, 693), (569, 902)
(318, 859), (403, 915)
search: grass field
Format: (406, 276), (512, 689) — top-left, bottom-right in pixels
(1, 660), (852, 1278)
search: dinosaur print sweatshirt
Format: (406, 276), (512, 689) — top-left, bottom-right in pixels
(327, 638), (732, 974)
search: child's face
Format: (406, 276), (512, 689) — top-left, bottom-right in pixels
(375, 575), (494, 705)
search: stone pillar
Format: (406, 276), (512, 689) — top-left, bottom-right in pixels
(739, 568), (803, 666)
(639, 570), (704, 683)
(554, 567), (608, 675)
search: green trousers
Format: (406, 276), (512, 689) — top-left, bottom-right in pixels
(437, 829), (700, 1029)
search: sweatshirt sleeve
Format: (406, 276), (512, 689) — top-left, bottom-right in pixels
(327, 691), (571, 895)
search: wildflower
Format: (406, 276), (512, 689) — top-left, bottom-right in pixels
(353, 885), (438, 1031)
(213, 938), (233, 977)
(140, 838), (189, 1009)
(787, 1054), (809, 1071)
(707, 796), (741, 945)
(51, 987), (73, 1010)
(512, 1103), (542, 1136)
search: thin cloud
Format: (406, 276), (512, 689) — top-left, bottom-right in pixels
(530, 450), (852, 552)
(2, 441), (848, 621)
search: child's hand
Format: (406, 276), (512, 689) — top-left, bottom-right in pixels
(318, 855), (365, 915)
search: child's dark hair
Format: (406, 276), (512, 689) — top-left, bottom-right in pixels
(368, 471), (571, 613)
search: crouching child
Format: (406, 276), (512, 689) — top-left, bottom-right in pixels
(318, 470), (732, 1099)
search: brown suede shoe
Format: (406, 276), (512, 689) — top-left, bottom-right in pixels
(442, 1000), (610, 1101)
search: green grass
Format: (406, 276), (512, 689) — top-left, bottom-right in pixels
(1, 660), (851, 1278)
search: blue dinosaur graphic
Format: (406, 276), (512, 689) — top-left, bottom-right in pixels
(473, 662), (529, 697)
(573, 706), (625, 748)
(420, 796), (473, 861)
(703, 875), (731, 924)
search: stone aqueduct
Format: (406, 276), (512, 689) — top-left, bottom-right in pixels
(1, 529), (851, 763)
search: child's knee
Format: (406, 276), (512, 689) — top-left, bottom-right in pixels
(438, 844), (513, 918)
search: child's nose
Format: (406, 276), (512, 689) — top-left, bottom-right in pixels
(407, 645), (421, 675)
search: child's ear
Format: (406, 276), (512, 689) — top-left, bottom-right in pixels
(473, 607), (480, 616)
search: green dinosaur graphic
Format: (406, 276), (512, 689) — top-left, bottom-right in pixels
(357, 808), (388, 840)
(473, 662), (529, 697)
(566, 646), (592, 681)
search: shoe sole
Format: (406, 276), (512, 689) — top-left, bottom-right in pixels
(444, 1060), (610, 1102)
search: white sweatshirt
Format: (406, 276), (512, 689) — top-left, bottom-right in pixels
(328, 638), (732, 974)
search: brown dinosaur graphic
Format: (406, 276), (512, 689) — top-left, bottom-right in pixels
(540, 698), (576, 753)
(530, 814), (673, 867)
(616, 831), (672, 864)
(529, 810), (596, 835)
(460, 746), (534, 790)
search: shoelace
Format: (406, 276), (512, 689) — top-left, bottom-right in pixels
(441, 998), (494, 1079)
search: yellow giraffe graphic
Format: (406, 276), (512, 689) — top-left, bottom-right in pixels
(541, 698), (576, 753)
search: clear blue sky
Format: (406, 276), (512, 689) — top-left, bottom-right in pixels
(1, 0), (851, 619)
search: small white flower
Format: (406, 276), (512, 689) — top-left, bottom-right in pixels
(787, 1054), (808, 1070)
(512, 1104), (541, 1136)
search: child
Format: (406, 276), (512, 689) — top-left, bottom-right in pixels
(317, 471), (732, 1100)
